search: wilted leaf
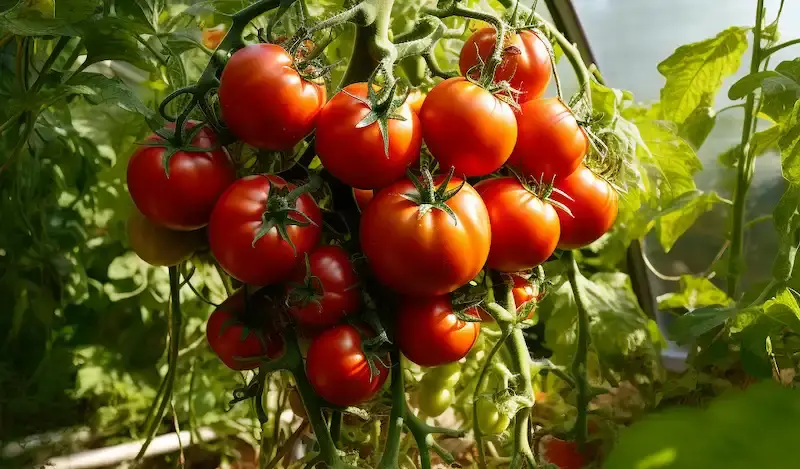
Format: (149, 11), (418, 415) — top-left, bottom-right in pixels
(658, 26), (749, 124)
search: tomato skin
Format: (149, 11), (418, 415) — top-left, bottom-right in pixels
(316, 83), (422, 189)
(476, 399), (510, 435)
(306, 325), (389, 406)
(416, 377), (453, 417)
(420, 77), (517, 177)
(353, 188), (374, 212)
(127, 124), (235, 231)
(549, 165), (618, 249)
(127, 208), (203, 266)
(459, 28), (552, 103)
(208, 175), (322, 285)
(475, 177), (560, 272)
(287, 245), (360, 328)
(542, 438), (585, 469)
(219, 44), (326, 150)
(206, 291), (284, 371)
(396, 296), (480, 367)
(512, 98), (588, 182)
(360, 175), (491, 296)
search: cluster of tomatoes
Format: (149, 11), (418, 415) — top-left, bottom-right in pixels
(125, 25), (619, 417)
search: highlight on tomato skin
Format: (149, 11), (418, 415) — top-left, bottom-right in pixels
(549, 165), (619, 249)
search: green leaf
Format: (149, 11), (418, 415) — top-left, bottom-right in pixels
(0, 0), (96, 36)
(779, 101), (800, 184)
(605, 382), (800, 469)
(717, 125), (781, 167)
(658, 275), (731, 311)
(657, 26), (749, 124)
(81, 17), (156, 71)
(738, 319), (774, 379)
(759, 59), (800, 122)
(728, 70), (781, 99)
(66, 72), (154, 117)
(657, 191), (724, 252)
(668, 306), (742, 345)
(678, 104), (716, 149)
(772, 183), (800, 282)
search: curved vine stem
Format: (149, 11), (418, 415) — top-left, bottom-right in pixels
(565, 251), (590, 451)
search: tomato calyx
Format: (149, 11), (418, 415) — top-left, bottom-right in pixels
(251, 175), (322, 254)
(508, 166), (575, 218)
(285, 254), (325, 309)
(401, 164), (465, 223)
(342, 76), (408, 157)
(139, 122), (218, 178)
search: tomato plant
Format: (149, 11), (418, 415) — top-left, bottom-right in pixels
(305, 324), (388, 406)
(419, 77), (517, 177)
(219, 43), (326, 150)
(360, 168), (491, 296)
(416, 376), (453, 417)
(286, 244), (360, 328)
(511, 97), (588, 182)
(209, 174), (322, 285)
(459, 27), (552, 103)
(396, 295), (480, 367)
(548, 165), (619, 249)
(126, 123), (236, 231)
(476, 399), (510, 435)
(475, 176), (560, 272)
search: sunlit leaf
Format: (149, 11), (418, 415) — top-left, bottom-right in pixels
(658, 275), (731, 311)
(657, 191), (725, 252)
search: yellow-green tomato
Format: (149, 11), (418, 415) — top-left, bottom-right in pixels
(426, 362), (462, 387)
(417, 378), (453, 417)
(476, 399), (510, 435)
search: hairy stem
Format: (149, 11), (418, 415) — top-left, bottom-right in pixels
(762, 37), (800, 58)
(378, 350), (406, 469)
(565, 251), (590, 451)
(728, 0), (766, 297)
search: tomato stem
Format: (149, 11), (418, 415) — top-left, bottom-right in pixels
(565, 251), (590, 452)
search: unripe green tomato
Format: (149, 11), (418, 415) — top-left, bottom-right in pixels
(417, 378), (453, 417)
(476, 399), (510, 435)
(426, 362), (462, 387)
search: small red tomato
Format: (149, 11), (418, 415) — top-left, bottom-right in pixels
(315, 83), (422, 189)
(512, 98), (588, 182)
(208, 175), (322, 286)
(549, 165), (618, 249)
(353, 188), (374, 212)
(475, 177), (560, 272)
(306, 324), (389, 406)
(396, 296), (480, 367)
(206, 290), (284, 370)
(219, 44), (326, 150)
(420, 77), (517, 177)
(459, 28), (552, 103)
(542, 438), (585, 469)
(127, 123), (235, 231)
(287, 245), (360, 328)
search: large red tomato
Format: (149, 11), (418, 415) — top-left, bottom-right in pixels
(419, 77), (517, 177)
(542, 438), (585, 469)
(127, 123), (235, 231)
(359, 174), (491, 296)
(287, 245), (360, 328)
(306, 324), (389, 406)
(206, 290), (284, 371)
(475, 177), (560, 272)
(459, 28), (552, 103)
(396, 296), (480, 367)
(208, 175), (322, 285)
(512, 98), (588, 182)
(315, 83), (422, 189)
(549, 165), (618, 249)
(219, 44), (326, 150)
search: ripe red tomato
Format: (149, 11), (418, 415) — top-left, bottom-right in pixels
(459, 27), (552, 103)
(287, 245), (360, 328)
(549, 165), (618, 249)
(512, 98), (588, 182)
(475, 177), (559, 272)
(315, 83), (422, 189)
(359, 174), (491, 296)
(127, 208), (204, 267)
(542, 438), (585, 469)
(419, 77), (517, 177)
(219, 44), (326, 150)
(306, 324), (388, 406)
(206, 291), (284, 370)
(396, 296), (480, 367)
(208, 175), (322, 285)
(127, 123), (235, 231)
(353, 188), (374, 212)
(476, 275), (540, 321)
